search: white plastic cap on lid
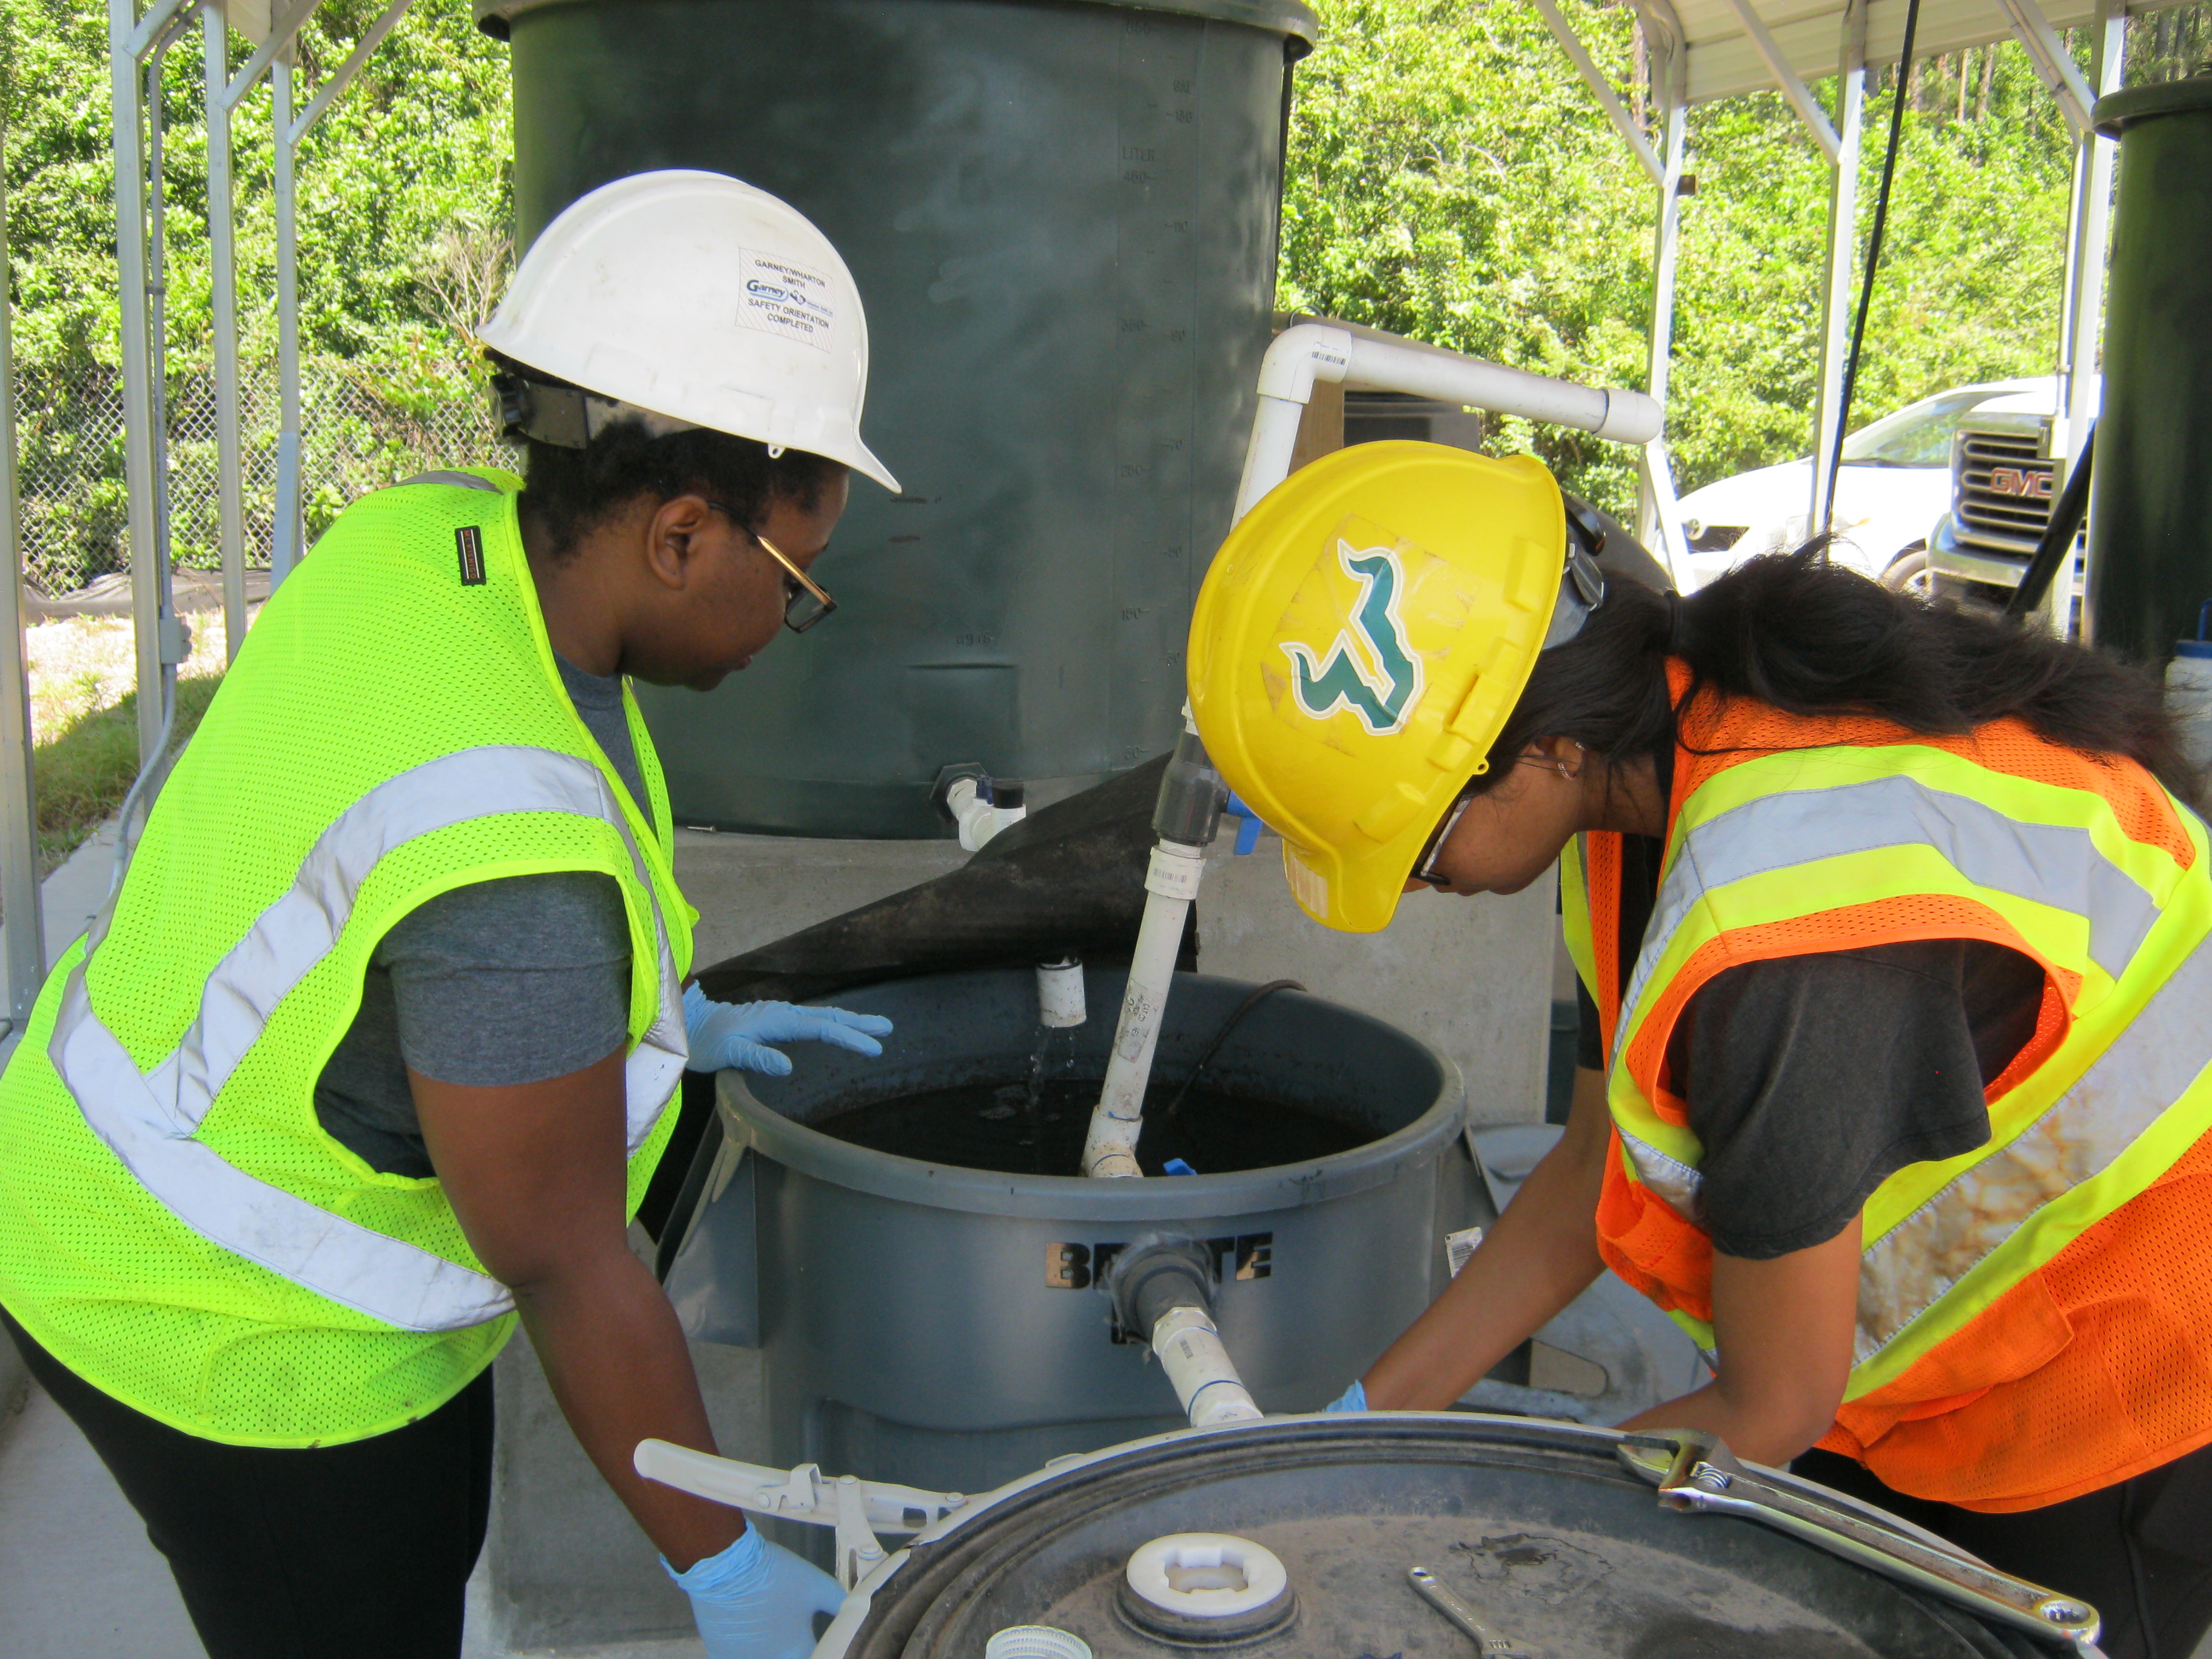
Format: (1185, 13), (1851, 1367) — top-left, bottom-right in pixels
(477, 169), (900, 493)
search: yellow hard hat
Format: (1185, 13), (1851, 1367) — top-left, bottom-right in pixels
(1188, 441), (1577, 933)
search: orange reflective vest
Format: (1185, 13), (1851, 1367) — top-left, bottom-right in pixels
(1560, 664), (2212, 1512)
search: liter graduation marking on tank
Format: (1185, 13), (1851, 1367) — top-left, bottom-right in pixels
(1046, 1235), (1273, 1290)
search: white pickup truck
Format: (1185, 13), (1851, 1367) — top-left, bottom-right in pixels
(1672, 378), (2079, 595)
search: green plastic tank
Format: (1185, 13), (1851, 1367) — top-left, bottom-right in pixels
(477, 0), (1316, 836)
(2084, 74), (2212, 664)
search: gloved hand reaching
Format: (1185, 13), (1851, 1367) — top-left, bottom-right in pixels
(683, 982), (894, 1077)
(665, 1526), (844, 1659)
(1324, 1379), (1368, 1413)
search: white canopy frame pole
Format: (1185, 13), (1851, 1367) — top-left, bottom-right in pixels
(2047, 0), (2124, 631)
(1638, 8), (1692, 585)
(1808, 0), (1868, 537)
(0, 155), (44, 1024)
(1994, 0), (2096, 136)
(107, 0), (173, 766)
(205, 8), (246, 661)
(2060, 0), (2123, 468)
(1530, 0), (1666, 184)
(1527, 0), (1692, 582)
(90, 0), (417, 901)
(260, 0), (412, 595)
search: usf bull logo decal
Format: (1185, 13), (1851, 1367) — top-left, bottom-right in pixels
(1282, 541), (1424, 736)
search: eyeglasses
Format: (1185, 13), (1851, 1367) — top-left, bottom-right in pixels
(706, 504), (837, 634)
(1407, 749), (1580, 888)
(1409, 796), (1475, 888)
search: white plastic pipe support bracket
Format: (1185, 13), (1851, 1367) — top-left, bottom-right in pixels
(833, 1474), (888, 1589)
(1151, 1304), (1264, 1427)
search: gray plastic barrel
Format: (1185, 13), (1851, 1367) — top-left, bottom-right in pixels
(663, 967), (1477, 1498)
(479, 0), (1316, 836)
(2085, 75), (2212, 663)
(825, 1415), (2059, 1658)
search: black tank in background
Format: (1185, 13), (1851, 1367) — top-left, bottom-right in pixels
(480, 0), (1315, 836)
(2085, 75), (2212, 663)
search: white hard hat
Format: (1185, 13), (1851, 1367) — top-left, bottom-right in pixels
(477, 169), (899, 492)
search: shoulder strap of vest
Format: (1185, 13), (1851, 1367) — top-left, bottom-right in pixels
(391, 469), (509, 494)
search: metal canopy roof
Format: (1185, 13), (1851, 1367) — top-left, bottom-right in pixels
(1664, 0), (2194, 106)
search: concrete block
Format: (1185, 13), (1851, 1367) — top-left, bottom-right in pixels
(671, 829), (968, 970)
(480, 1327), (763, 1652)
(1196, 833), (1556, 1127)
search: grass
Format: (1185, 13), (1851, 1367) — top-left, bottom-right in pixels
(35, 675), (224, 875)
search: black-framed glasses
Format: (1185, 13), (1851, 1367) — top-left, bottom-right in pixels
(706, 503), (837, 634)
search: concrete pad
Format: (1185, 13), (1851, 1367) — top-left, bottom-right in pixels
(672, 828), (969, 970)
(1198, 831), (1555, 1125)
(0, 1385), (202, 1659)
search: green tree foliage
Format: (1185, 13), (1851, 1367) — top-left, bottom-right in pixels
(2, 0), (511, 381)
(2, 0), (2169, 529)
(1278, 0), (2085, 514)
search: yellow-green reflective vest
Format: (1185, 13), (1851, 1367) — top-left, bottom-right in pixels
(0, 469), (695, 1447)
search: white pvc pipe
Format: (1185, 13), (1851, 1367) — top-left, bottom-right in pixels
(1079, 842), (1204, 1178)
(1349, 334), (1660, 443)
(1229, 394), (1309, 523)
(1150, 1305), (1262, 1427)
(947, 775), (1027, 852)
(1035, 959), (1086, 1029)
(1234, 323), (1663, 529)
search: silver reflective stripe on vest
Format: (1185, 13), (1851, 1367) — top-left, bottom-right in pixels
(1623, 773), (2164, 1027)
(50, 745), (686, 1333)
(1621, 1129), (1702, 1215)
(394, 470), (502, 493)
(1853, 925), (2212, 1362)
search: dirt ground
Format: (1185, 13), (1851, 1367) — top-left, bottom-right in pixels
(24, 609), (237, 746)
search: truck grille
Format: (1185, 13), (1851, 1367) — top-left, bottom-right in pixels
(1954, 430), (2055, 559)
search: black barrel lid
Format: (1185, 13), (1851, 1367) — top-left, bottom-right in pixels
(2094, 72), (2212, 139)
(474, 0), (1318, 52)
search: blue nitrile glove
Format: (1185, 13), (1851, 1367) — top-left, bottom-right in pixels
(665, 1527), (845, 1659)
(683, 982), (894, 1077)
(1325, 1379), (1369, 1413)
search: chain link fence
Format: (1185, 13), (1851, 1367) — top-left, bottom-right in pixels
(13, 360), (511, 599)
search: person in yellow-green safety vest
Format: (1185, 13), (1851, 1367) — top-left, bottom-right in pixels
(0, 172), (895, 1659)
(1187, 440), (2212, 1659)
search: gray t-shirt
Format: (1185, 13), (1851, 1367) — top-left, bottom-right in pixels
(312, 657), (646, 1178)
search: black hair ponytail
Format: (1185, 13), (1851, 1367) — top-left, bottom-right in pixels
(1475, 541), (2201, 808)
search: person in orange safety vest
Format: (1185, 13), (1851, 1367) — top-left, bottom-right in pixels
(1184, 441), (2212, 1659)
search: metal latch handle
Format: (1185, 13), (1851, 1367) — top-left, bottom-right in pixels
(1617, 1431), (2103, 1655)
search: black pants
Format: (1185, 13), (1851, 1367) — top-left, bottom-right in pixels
(3, 1306), (494, 1659)
(1793, 1445), (2212, 1659)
